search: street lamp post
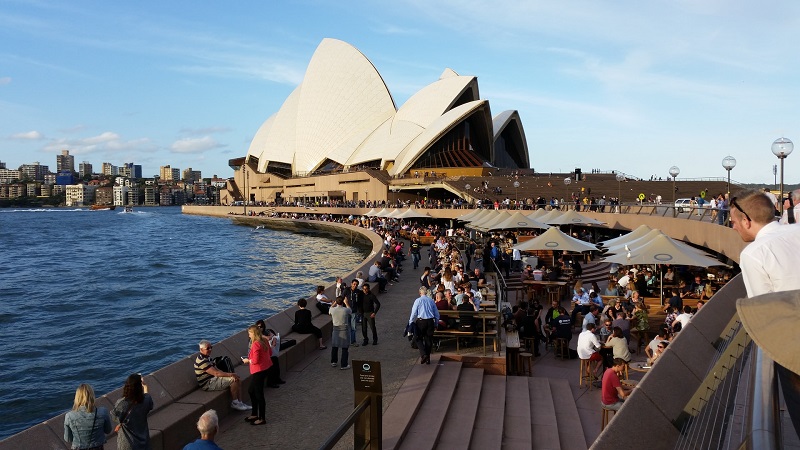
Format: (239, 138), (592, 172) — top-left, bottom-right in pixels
(721, 156), (737, 196)
(563, 177), (572, 210)
(615, 173), (625, 213)
(390, 188), (398, 207)
(513, 181), (520, 209)
(669, 166), (680, 217)
(772, 137), (794, 214)
(464, 184), (471, 208)
(424, 186), (430, 208)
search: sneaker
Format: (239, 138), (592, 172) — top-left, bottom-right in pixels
(351, 342), (359, 347)
(331, 362), (337, 367)
(232, 400), (251, 411)
(340, 365), (351, 370)
(363, 340), (369, 346)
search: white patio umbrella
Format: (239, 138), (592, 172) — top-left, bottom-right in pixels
(363, 208), (378, 216)
(462, 208), (496, 225)
(536, 209), (563, 224)
(604, 229), (713, 257)
(527, 209), (550, 220)
(396, 208), (432, 219)
(456, 208), (483, 222)
(373, 208), (392, 217)
(598, 224), (653, 248)
(513, 226), (598, 253)
(489, 211), (551, 231)
(386, 208), (404, 218)
(545, 209), (605, 226)
(469, 211), (511, 231)
(602, 233), (725, 304)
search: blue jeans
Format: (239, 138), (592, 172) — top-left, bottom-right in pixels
(350, 315), (358, 344)
(411, 253), (420, 269)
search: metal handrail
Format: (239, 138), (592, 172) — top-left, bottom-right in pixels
(746, 347), (781, 449)
(318, 396), (372, 450)
(488, 256), (507, 305)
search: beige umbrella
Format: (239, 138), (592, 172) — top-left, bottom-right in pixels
(536, 209), (563, 224)
(469, 211), (511, 231)
(462, 208), (496, 225)
(604, 229), (711, 257)
(396, 208), (431, 219)
(527, 209), (550, 220)
(373, 208), (392, 217)
(599, 224), (654, 248)
(602, 233), (725, 304)
(489, 211), (550, 231)
(386, 208), (404, 218)
(363, 208), (378, 216)
(545, 209), (605, 226)
(513, 226), (598, 253)
(456, 208), (483, 222)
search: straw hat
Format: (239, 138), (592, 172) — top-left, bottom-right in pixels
(736, 290), (800, 374)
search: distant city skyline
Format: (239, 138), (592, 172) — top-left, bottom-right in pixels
(2, 1), (799, 183)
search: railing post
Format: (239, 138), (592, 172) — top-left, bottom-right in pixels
(748, 347), (781, 450)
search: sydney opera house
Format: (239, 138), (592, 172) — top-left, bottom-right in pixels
(221, 38), (530, 205)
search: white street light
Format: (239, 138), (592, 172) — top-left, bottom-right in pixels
(513, 181), (520, 208)
(721, 156), (737, 196)
(772, 137), (794, 214)
(564, 177), (572, 210)
(669, 166), (680, 217)
(615, 173), (625, 213)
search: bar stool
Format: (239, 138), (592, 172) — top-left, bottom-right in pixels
(515, 287), (527, 303)
(601, 403), (616, 430)
(554, 338), (569, 360)
(547, 286), (561, 304)
(518, 352), (533, 377)
(521, 337), (536, 353)
(579, 358), (596, 389)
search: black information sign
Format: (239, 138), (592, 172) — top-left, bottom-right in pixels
(352, 360), (382, 394)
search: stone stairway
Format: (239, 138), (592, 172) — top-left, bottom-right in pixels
(383, 356), (588, 450)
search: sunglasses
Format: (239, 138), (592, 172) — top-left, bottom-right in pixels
(729, 197), (752, 222)
(657, 345), (665, 349)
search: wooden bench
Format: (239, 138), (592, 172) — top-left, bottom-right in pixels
(434, 310), (501, 355)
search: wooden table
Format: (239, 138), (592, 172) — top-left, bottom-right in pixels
(523, 280), (568, 303)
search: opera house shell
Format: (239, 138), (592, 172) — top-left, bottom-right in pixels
(243, 38), (529, 180)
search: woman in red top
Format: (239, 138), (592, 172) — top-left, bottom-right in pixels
(242, 325), (272, 425)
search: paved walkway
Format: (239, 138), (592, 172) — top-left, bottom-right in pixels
(215, 252), (425, 449)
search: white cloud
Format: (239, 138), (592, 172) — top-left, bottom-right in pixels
(9, 130), (43, 140)
(170, 136), (224, 154)
(179, 126), (231, 136)
(0, 76), (10, 85)
(43, 132), (154, 156)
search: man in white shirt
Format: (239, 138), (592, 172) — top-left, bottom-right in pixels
(673, 306), (693, 332)
(616, 271), (632, 290)
(732, 189), (800, 434)
(577, 323), (603, 381)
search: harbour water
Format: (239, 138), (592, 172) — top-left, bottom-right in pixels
(0, 207), (368, 440)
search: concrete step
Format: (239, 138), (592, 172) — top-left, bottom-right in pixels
(502, 376), (532, 449)
(469, 374), (506, 450)
(383, 354), (443, 450)
(398, 361), (463, 450)
(529, 377), (560, 450)
(436, 367), (484, 450)
(549, 378), (589, 450)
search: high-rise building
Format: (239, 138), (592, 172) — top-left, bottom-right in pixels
(160, 165), (181, 182)
(102, 162), (117, 176)
(65, 184), (96, 206)
(119, 163), (142, 179)
(19, 162), (49, 181)
(0, 168), (20, 183)
(0, 161), (6, 169)
(182, 168), (202, 183)
(79, 162), (93, 179)
(56, 150), (75, 173)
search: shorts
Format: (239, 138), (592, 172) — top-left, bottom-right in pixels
(590, 352), (603, 362)
(203, 376), (234, 391)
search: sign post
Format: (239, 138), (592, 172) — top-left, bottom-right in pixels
(353, 360), (382, 450)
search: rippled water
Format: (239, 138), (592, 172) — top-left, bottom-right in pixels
(0, 207), (368, 439)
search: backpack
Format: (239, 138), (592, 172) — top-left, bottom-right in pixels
(213, 356), (235, 373)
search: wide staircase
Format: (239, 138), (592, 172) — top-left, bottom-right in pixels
(382, 355), (589, 450)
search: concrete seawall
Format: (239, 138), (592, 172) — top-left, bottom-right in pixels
(0, 206), (385, 450)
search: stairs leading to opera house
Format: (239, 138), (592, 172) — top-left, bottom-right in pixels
(382, 355), (589, 450)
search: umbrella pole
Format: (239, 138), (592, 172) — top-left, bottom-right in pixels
(660, 269), (664, 306)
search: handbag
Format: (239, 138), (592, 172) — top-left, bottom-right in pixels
(114, 401), (134, 433)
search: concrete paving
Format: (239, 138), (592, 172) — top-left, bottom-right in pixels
(214, 255), (426, 449)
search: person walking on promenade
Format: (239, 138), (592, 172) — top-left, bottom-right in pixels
(360, 284), (381, 345)
(329, 296), (352, 370)
(112, 373), (154, 450)
(64, 383), (112, 450)
(730, 189), (800, 434)
(242, 325), (271, 426)
(194, 341), (251, 411)
(409, 237), (422, 270)
(409, 286), (440, 365)
(291, 298), (326, 350)
(182, 409), (223, 450)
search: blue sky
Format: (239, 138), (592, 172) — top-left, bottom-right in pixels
(1, 0), (799, 183)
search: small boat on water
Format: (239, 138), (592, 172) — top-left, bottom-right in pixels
(90, 204), (116, 211)
(122, 206), (134, 213)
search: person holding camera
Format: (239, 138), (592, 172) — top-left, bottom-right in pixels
(112, 373), (154, 450)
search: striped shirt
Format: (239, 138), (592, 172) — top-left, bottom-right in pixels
(194, 354), (214, 389)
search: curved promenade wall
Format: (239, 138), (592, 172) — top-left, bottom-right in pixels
(0, 206), (385, 450)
